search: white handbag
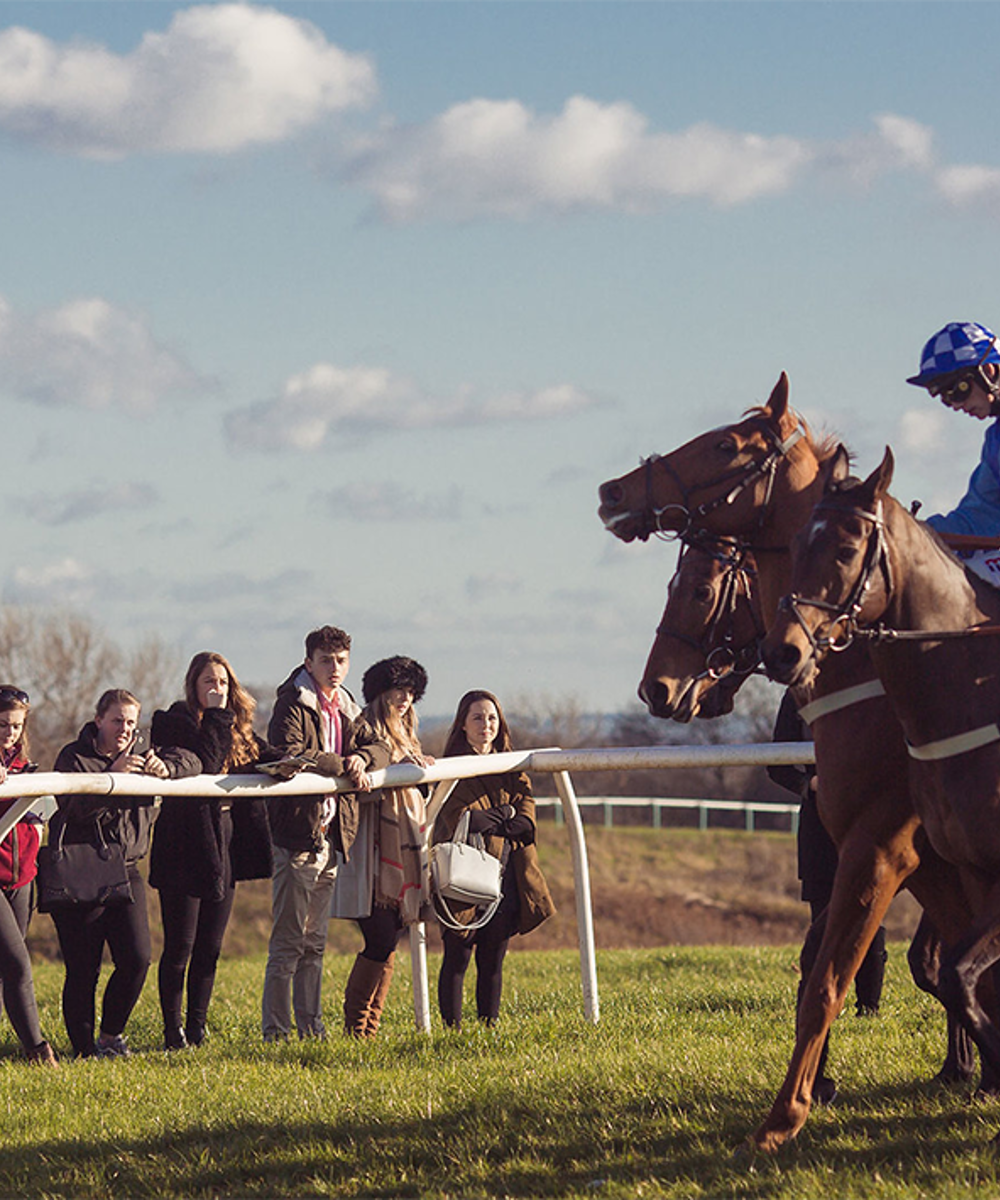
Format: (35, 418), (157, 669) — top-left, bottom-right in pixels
(431, 810), (504, 931)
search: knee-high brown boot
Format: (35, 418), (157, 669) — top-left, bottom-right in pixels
(365, 952), (395, 1038)
(344, 955), (386, 1038)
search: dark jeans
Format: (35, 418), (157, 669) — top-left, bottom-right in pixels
(356, 904), (405, 964)
(438, 885), (519, 1027)
(0, 883), (43, 1049)
(157, 886), (235, 1034)
(52, 865), (150, 1056)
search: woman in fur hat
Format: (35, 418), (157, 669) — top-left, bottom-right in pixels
(341, 655), (433, 1038)
(432, 690), (555, 1028)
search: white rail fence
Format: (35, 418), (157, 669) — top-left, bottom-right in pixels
(540, 796), (802, 832)
(0, 741), (817, 1031)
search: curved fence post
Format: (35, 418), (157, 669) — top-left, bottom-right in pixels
(552, 769), (599, 1024)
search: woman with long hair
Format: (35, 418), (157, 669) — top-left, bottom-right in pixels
(433, 690), (555, 1028)
(0, 687), (56, 1064)
(338, 656), (432, 1038)
(150, 652), (273, 1049)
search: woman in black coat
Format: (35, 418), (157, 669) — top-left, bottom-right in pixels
(150, 652), (274, 1050)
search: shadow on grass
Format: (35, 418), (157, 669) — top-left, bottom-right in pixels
(3, 1075), (1000, 1199)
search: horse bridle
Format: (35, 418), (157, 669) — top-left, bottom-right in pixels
(656, 534), (767, 682)
(777, 499), (893, 658)
(637, 421), (806, 542)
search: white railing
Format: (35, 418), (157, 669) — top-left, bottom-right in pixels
(0, 741), (817, 1031)
(539, 796), (802, 832)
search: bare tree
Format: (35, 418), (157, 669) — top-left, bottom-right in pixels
(0, 607), (181, 767)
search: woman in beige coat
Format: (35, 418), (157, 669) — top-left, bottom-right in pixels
(433, 690), (555, 1028)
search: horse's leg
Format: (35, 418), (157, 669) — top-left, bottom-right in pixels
(750, 826), (918, 1154)
(796, 908), (838, 1103)
(906, 913), (977, 1085)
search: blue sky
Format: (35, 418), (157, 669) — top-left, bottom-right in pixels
(1, 1), (998, 716)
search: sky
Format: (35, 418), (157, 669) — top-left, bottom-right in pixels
(1, 0), (998, 717)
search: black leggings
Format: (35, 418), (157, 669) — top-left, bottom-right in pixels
(157, 886), (235, 1032)
(356, 904), (405, 964)
(52, 866), (150, 1056)
(0, 884), (43, 1050)
(438, 887), (519, 1027)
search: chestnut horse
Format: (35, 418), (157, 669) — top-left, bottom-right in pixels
(599, 375), (978, 1153)
(762, 448), (1000, 1123)
(640, 533), (763, 722)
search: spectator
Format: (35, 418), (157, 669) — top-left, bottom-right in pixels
(432, 690), (555, 1029)
(261, 627), (389, 1042)
(338, 656), (433, 1039)
(150, 652), (275, 1050)
(51, 689), (199, 1058)
(0, 686), (57, 1065)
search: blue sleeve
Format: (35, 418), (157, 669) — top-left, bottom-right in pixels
(926, 422), (1000, 537)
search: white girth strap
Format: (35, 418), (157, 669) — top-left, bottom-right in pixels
(907, 724), (1000, 762)
(798, 680), (886, 726)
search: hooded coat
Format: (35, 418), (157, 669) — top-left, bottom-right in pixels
(266, 667), (391, 855)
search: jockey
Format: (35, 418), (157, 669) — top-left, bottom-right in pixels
(907, 320), (1000, 536)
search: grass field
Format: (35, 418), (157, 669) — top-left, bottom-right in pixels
(6, 945), (1000, 1199)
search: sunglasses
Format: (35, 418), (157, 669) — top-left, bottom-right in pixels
(933, 333), (998, 408)
(936, 374), (979, 408)
(0, 686), (29, 705)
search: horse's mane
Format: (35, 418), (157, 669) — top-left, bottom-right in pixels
(740, 404), (848, 465)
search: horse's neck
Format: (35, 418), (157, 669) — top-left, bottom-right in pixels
(753, 459), (829, 623)
(887, 506), (990, 631)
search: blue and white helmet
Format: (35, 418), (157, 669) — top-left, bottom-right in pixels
(907, 321), (1000, 387)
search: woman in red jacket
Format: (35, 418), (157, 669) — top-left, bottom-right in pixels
(0, 687), (56, 1064)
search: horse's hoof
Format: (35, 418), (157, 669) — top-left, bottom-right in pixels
(814, 1076), (838, 1107)
(730, 1140), (759, 1169)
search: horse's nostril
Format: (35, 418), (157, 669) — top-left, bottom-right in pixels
(764, 641), (802, 682)
(640, 679), (673, 717)
(600, 481), (624, 508)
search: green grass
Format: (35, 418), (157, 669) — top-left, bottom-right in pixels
(6, 946), (1000, 1198)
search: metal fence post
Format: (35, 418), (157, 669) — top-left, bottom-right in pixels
(552, 769), (599, 1025)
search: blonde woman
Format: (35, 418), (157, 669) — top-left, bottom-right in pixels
(150, 652), (274, 1050)
(339, 656), (432, 1038)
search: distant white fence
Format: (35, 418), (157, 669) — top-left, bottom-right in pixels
(539, 796), (802, 832)
(0, 741), (816, 1032)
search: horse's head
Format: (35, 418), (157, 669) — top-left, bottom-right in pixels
(762, 447), (895, 687)
(639, 536), (763, 721)
(597, 374), (812, 544)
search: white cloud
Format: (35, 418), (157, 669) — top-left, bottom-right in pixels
(899, 408), (947, 455)
(0, 4), (376, 156)
(225, 361), (601, 452)
(818, 114), (934, 187)
(5, 557), (96, 606)
(935, 164), (1000, 212)
(320, 482), (463, 522)
(15, 481), (159, 526)
(342, 95), (811, 222)
(465, 573), (523, 602)
(0, 294), (206, 412)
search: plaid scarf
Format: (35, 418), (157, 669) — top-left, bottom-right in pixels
(375, 785), (429, 924)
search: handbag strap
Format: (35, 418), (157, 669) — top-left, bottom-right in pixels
(432, 888), (503, 933)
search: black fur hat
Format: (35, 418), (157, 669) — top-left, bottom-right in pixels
(362, 656), (428, 705)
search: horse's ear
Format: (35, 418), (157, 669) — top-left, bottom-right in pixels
(861, 446), (894, 503)
(763, 373), (790, 423)
(822, 445), (851, 493)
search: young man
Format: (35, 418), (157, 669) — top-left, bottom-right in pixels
(907, 320), (1000, 535)
(261, 626), (390, 1041)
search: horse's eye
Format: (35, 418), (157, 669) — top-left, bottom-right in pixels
(835, 546), (857, 565)
(693, 584), (714, 604)
(717, 438), (737, 454)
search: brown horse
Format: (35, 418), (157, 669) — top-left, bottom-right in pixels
(599, 377), (979, 1152)
(762, 448), (1000, 1113)
(640, 533), (763, 721)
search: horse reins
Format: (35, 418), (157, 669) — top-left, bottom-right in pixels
(638, 422), (806, 542)
(780, 499), (1000, 651)
(656, 534), (766, 681)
